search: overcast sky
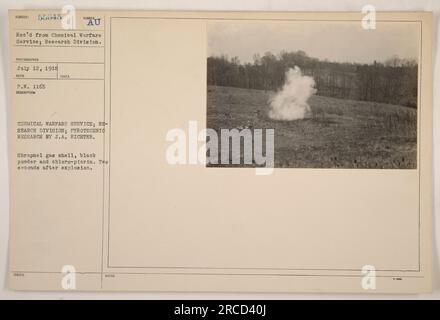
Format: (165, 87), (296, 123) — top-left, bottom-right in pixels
(208, 21), (420, 64)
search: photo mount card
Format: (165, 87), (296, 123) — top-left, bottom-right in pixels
(8, 10), (433, 293)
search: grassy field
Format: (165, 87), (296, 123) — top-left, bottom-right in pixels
(207, 85), (417, 169)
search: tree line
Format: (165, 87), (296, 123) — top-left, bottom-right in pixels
(207, 51), (418, 107)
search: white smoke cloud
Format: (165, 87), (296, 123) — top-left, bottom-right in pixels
(268, 66), (317, 121)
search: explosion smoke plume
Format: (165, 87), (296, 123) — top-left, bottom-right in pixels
(268, 66), (317, 121)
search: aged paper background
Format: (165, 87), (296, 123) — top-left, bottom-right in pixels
(2, 5), (436, 297)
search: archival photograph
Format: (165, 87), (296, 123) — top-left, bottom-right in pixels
(206, 21), (419, 169)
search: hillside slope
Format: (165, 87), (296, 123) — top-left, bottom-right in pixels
(207, 85), (417, 169)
